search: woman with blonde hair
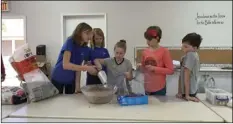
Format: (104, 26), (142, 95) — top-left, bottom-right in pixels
(86, 28), (110, 85)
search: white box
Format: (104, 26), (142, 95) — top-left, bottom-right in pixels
(205, 88), (232, 106)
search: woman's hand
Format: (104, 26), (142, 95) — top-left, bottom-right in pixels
(75, 85), (82, 94)
(86, 66), (98, 75)
(75, 88), (82, 94)
(96, 65), (102, 71)
(94, 59), (104, 71)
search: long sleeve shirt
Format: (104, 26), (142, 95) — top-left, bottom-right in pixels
(141, 46), (174, 92)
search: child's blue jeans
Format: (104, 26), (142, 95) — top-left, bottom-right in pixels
(146, 85), (166, 96)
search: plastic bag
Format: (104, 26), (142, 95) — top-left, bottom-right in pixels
(197, 74), (216, 93)
(1, 86), (27, 105)
(9, 44), (39, 81)
(173, 60), (181, 69)
(129, 68), (145, 95)
(21, 69), (59, 102)
(115, 68), (145, 96)
(114, 74), (130, 96)
(9, 43), (59, 102)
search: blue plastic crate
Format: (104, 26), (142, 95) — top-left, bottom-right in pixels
(117, 94), (148, 106)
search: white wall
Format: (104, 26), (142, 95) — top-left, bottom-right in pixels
(2, 1), (232, 66)
(63, 15), (106, 44)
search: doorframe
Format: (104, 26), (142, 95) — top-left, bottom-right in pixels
(2, 15), (27, 43)
(60, 13), (107, 48)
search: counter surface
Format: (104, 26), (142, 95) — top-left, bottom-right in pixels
(1, 103), (26, 119)
(197, 94), (232, 123)
(9, 94), (223, 122)
(2, 117), (154, 122)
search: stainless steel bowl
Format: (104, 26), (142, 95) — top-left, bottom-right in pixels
(81, 84), (115, 104)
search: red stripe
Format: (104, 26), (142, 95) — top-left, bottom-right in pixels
(12, 56), (39, 80)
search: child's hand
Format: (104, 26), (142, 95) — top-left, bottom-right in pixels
(75, 86), (82, 94)
(75, 90), (82, 94)
(86, 61), (92, 66)
(124, 72), (131, 80)
(96, 65), (102, 71)
(185, 96), (199, 102)
(145, 65), (155, 72)
(136, 63), (142, 69)
(176, 93), (183, 99)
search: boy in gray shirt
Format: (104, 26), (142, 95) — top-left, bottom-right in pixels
(176, 33), (203, 102)
(94, 40), (133, 95)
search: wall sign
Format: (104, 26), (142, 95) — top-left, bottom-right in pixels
(1, 1), (9, 12)
(195, 12), (226, 25)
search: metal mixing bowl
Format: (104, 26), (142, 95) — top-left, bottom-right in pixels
(81, 84), (115, 104)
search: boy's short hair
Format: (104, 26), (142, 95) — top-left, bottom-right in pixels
(182, 33), (203, 49)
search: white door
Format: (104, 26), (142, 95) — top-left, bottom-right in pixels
(62, 13), (107, 87)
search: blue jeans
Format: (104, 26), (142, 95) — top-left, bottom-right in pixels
(146, 86), (166, 96)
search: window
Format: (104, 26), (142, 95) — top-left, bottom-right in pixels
(2, 17), (26, 86)
(2, 40), (12, 56)
(2, 18), (24, 37)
